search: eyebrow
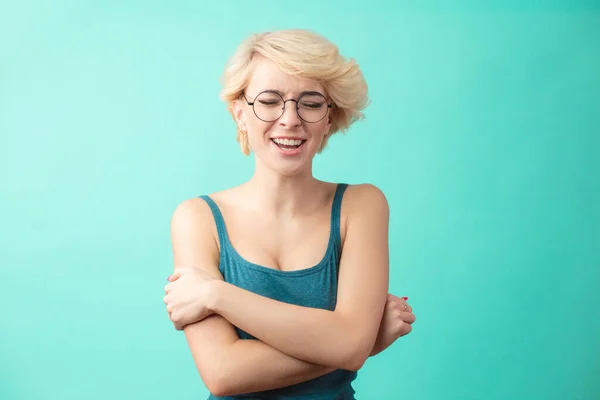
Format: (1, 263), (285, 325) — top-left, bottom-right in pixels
(263, 89), (326, 97)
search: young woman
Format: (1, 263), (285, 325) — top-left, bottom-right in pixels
(163, 29), (416, 399)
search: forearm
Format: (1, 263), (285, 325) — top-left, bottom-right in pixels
(211, 281), (375, 370)
(214, 338), (337, 396)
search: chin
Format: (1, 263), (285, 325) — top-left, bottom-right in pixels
(270, 161), (311, 177)
(264, 140), (318, 176)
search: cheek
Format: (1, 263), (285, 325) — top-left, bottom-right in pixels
(246, 114), (273, 131)
(308, 123), (329, 141)
(246, 121), (275, 146)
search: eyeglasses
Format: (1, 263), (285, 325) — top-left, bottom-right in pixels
(243, 90), (333, 123)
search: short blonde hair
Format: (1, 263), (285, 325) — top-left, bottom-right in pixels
(219, 29), (369, 155)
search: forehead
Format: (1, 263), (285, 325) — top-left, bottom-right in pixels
(246, 57), (325, 96)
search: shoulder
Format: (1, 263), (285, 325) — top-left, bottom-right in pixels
(170, 193), (223, 253)
(342, 183), (389, 219)
(170, 187), (239, 249)
(169, 195), (223, 271)
(170, 187), (235, 229)
(170, 196), (214, 233)
(339, 183), (389, 243)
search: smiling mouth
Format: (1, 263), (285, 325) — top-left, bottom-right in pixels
(271, 138), (306, 150)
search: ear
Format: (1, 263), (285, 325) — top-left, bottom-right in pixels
(325, 108), (333, 134)
(232, 99), (247, 132)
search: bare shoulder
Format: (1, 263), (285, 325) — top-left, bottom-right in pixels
(170, 196), (216, 237)
(342, 183), (389, 222)
(170, 186), (237, 235)
(170, 195), (222, 273)
(338, 183), (389, 246)
(343, 183), (388, 205)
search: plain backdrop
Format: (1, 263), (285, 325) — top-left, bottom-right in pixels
(1, 1), (599, 399)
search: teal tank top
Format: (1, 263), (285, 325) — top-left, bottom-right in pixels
(199, 183), (357, 400)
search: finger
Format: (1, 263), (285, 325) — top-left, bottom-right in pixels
(400, 323), (412, 336)
(388, 294), (411, 309)
(169, 268), (189, 281)
(387, 294), (404, 303)
(398, 311), (416, 324)
(389, 299), (411, 312)
(397, 300), (411, 313)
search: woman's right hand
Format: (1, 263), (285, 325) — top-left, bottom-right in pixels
(370, 294), (416, 356)
(164, 267), (217, 330)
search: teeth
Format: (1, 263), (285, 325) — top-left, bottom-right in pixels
(273, 138), (303, 146)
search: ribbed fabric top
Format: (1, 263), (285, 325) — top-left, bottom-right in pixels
(199, 183), (357, 400)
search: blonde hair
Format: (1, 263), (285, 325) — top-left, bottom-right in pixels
(219, 29), (369, 155)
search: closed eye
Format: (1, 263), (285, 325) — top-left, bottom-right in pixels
(300, 102), (325, 109)
(259, 100), (282, 106)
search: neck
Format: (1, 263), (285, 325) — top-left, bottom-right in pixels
(243, 161), (324, 215)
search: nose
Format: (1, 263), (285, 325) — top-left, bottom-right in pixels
(278, 99), (301, 127)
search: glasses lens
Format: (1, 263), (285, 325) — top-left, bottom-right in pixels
(297, 93), (329, 122)
(253, 92), (284, 122)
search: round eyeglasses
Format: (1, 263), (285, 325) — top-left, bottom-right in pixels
(243, 90), (333, 123)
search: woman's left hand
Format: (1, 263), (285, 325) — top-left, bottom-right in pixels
(164, 267), (216, 330)
(370, 294), (416, 356)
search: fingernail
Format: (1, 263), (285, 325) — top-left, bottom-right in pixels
(403, 296), (408, 300)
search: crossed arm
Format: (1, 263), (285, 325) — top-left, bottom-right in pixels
(167, 184), (393, 397)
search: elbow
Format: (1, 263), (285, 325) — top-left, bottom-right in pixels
(342, 350), (369, 372)
(207, 382), (230, 398)
(204, 365), (249, 397)
(205, 380), (226, 397)
(199, 363), (237, 397)
(201, 371), (224, 397)
(205, 373), (235, 397)
(339, 336), (373, 372)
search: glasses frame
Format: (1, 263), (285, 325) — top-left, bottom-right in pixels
(242, 90), (333, 123)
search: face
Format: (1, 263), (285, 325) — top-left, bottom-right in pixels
(232, 57), (332, 176)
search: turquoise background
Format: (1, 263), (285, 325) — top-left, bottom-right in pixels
(1, 1), (599, 399)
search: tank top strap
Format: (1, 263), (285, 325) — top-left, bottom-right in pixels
(198, 195), (228, 252)
(331, 183), (349, 248)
